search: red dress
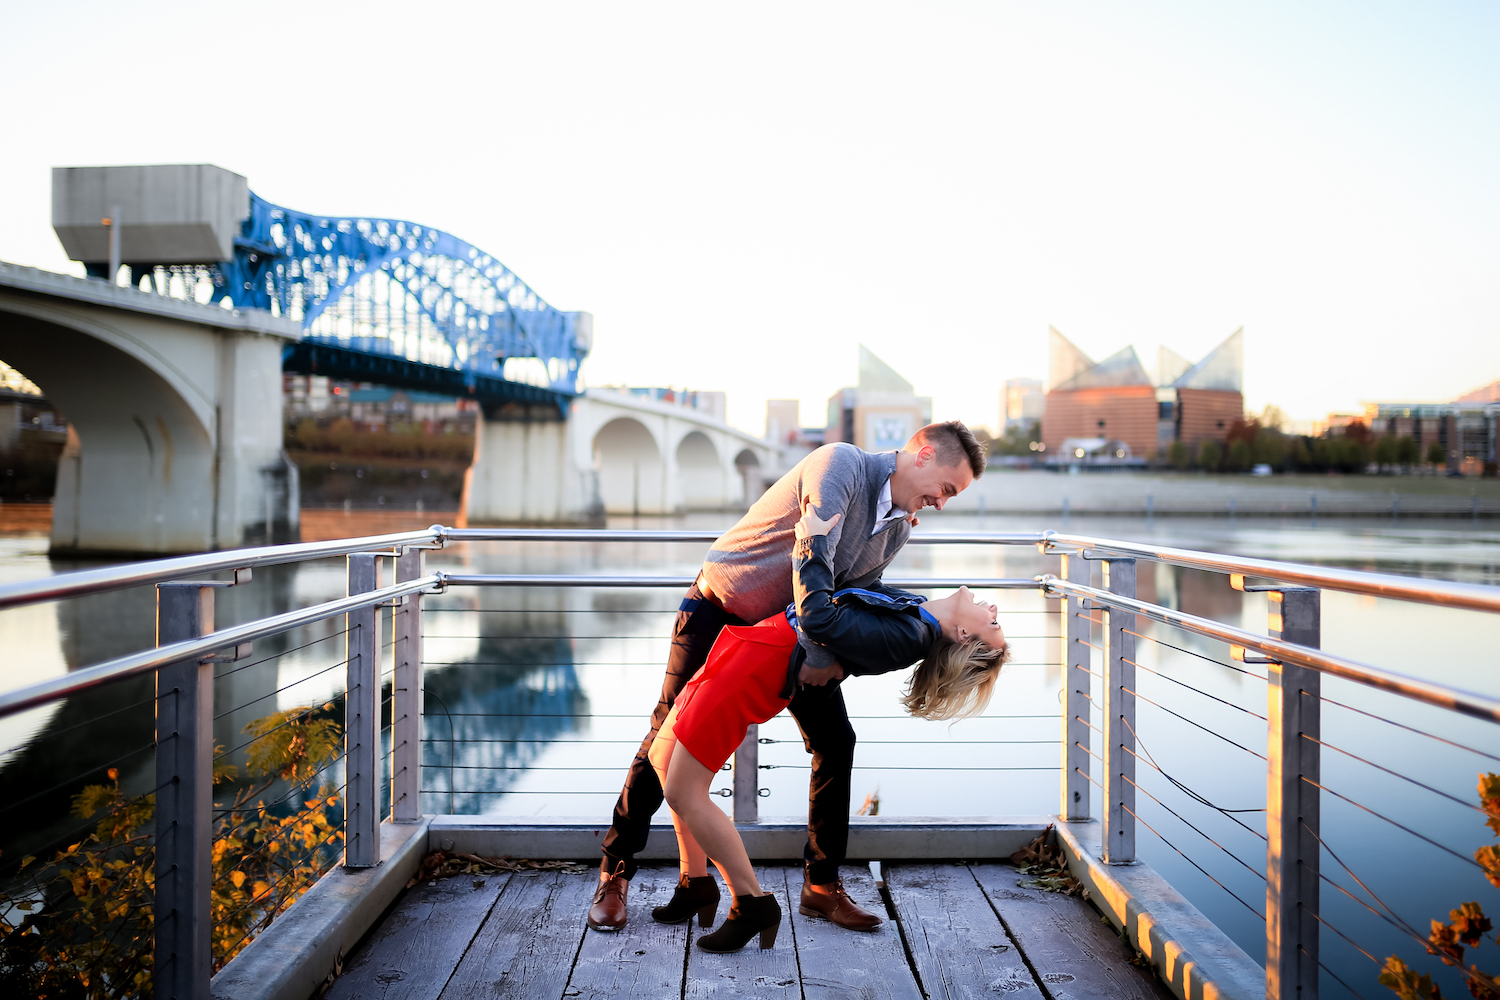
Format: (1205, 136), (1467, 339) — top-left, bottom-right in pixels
(672, 612), (799, 771)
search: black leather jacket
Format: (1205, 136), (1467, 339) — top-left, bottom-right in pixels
(778, 533), (941, 698)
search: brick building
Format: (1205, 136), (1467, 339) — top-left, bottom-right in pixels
(1042, 327), (1244, 462)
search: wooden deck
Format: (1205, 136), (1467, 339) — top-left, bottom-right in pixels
(325, 863), (1174, 1000)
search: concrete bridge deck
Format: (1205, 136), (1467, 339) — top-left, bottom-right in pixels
(323, 862), (1172, 1000)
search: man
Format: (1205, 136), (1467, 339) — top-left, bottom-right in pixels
(588, 420), (986, 932)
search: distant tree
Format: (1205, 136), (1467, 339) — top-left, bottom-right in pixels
(1257, 404), (1289, 433)
(1395, 436), (1420, 469)
(1289, 437), (1312, 471)
(1427, 441), (1448, 468)
(1198, 440), (1223, 471)
(1166, 439), (1190, 470)
(1252, 428), (1289, 471)
(1335, 436), (1371, 474)
(1227, 439), (1253, 472)
(1373, 435), (1398, 472)
(1225, 418), (1259, 449)
(1342, 420), (1373, 445)
(987, 422), (1040, 458)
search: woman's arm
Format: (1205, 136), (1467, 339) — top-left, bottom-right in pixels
(792, 505), (933, 672)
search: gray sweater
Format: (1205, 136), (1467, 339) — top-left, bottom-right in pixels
(700, 443), (911, 625)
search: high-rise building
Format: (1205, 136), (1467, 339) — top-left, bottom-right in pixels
(825, 346), (932, 451)
(1003, 378), (1044, 432)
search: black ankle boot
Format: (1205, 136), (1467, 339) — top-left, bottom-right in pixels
(696, 892), (781, 952)
(652, 873), (721, 926)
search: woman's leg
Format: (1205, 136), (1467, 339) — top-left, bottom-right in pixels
(648, 707), (709, 879)
(663, 740), (763, 899)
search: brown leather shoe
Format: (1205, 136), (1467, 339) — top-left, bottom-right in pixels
(587, 866), (629, 931)
(799, 878), (883, 930)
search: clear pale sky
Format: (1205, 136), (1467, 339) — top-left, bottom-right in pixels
(2, 1), (1496, 434)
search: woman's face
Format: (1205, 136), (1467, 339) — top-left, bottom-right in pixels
(945, 587), (1007, 651)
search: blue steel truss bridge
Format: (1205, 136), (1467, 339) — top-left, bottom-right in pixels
(55, 164), (589, 414)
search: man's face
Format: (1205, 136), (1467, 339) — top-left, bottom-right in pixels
(891, 446), (974, 514)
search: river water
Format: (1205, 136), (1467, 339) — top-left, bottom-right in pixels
(1, 511), (1497, 996)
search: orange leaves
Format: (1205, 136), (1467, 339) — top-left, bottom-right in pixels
(1382, 774), (1500, 1000)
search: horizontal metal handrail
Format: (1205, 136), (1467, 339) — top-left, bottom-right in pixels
(0, 529), (1048, 612)
(0, 574), (441, 720)
(0, 527), (446, 611)
(1044, 531), (1500, 614)
(444, 528), (1048, 545)
(440, 574), (1041, 589)
(1042, 574), (1500, 723)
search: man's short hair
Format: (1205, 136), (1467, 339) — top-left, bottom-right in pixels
(910, 421), (986, 478)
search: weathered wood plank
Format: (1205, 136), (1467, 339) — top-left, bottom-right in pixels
(970, 863), (1175, 1000)
(325, 871), (510, 1000)
(884, 863), (1042, 998)
(684, 866), (799, 998)
(565, 865), (691, 999)
(790, 865), (923, 1000)
(438, 870), (595, 1000)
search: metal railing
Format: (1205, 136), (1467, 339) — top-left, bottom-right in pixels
(0, 525), (1496, 1000)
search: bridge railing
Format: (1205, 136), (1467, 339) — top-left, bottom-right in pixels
(0, 527), (1497, 1000)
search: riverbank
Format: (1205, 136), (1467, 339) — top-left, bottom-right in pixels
(948, 470), (1500, 517)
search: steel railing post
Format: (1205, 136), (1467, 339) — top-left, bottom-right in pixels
(345, 554), (381, 867)
(392, 548), (424, 823)
(154, 583), (215, 1000)
(1103, 558), (1136, 863)
(1062, 552), (1092, 821)
(1266, 587), (1321, 1000)
(733, 725), (759, 823)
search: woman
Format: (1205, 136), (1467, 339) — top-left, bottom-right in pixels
(647, 503), (1011, 952)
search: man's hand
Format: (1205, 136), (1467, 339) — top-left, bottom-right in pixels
(906, 512), (920, 527)
(795, 498), (842, 540)
(798, 661), (846, 686)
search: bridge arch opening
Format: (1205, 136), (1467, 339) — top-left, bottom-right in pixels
(675, 431), (722, 509)
(734, 448), (763, 505)
(592, 417), (662, 515)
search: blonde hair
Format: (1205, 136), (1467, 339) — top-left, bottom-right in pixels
(901, 636), (1011, 721)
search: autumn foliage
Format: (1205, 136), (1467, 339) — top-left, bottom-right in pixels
(0, 705), (344, 999)
(1380, 773), (1500, 1000)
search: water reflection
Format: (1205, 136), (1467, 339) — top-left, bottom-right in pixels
(2, 512), (1499, 998)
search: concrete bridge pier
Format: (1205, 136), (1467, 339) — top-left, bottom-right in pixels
(462, 389), (774, 524)
(0, 264), (300, 555)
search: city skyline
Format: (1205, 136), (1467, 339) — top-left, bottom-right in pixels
(1, 1), (1496, 436)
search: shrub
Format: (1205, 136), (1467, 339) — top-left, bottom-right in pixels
(0, 705), (344, 997)
(1198, 440), (1223, 471)
(1380, 773), (1500, 999)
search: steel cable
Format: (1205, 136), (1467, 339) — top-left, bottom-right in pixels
(1123, 773), (1265, 882)
(1320, 694), (1500, 764)
(1126, 628), (1265, 680)
(0, 692), (157, 758)
(1301, 733), (1485, 815)
(213, 628), (350, 681)
(1309, 948), (1369, 1000)
(214, 658), (351, 722)
(1121, 714), (1266, 817)
(1301, 775), (1483, 871)
(1304, 907), (1380, 964)
(0, 741), (157, 818)
(1124, 802), (1265, 920)
(215, 695), (345, 762)
(1126, 658), (1268, 721)
(1125, 686), (1267, 761)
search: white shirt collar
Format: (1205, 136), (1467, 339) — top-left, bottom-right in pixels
(873, 477), (907, 534)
